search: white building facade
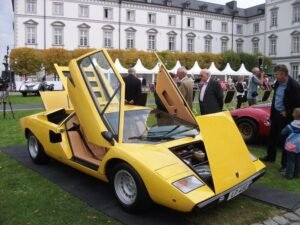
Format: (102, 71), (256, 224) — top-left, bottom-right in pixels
(12, 0), (300, 78)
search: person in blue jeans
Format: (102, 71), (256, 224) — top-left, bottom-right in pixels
(281, 108), (300, 179)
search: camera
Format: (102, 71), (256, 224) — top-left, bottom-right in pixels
(0, 71), (10, 91)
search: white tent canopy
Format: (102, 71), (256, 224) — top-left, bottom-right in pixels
(236, 63), (252, 76)
(188, 61), (201, 75)
(208, 62), (224, 75)
(222, 63), (238, 76)
(133, 59), (153, 74)
(150, 63), (160, 74)
(114, 58), (128, 74)
(168, 60), (182, 74)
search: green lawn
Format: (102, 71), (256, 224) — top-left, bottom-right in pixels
(0, 109), (296, 225)
(8, 94), (42, 105)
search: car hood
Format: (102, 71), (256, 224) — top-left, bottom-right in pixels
(196, 112), (257, 194)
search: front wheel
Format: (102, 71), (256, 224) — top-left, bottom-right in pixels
(111, 163), (152, 213)
(237, 118), (258, 143)
(27, 132), (49, 164)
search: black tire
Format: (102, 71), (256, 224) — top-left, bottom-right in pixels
(110, 162), (153, 213)
(236, 118), (258, 143)
(22, 92), (27, 97)
(27, 132), (49, 164)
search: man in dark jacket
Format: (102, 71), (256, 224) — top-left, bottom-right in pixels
(123, 68), (142, 105)
(198, 69), (224, 115)
(260, 64), (300, 170)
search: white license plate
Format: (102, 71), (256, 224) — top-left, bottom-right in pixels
(227, 181), (251, 200)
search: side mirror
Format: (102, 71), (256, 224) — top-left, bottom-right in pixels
(101, 131), (115, 146)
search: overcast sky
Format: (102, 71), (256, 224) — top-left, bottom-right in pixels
(0, 0), (265, 71)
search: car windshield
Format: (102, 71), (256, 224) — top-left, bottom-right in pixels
(106, 109), (199, 143)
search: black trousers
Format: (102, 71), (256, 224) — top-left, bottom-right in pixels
(266, 110), (288, 167)
(236, 95), (243, 109)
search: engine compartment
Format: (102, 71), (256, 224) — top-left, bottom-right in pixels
(171, 141), (213, 189)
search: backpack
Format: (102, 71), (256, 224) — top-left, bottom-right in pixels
(284, 125), (300, 153)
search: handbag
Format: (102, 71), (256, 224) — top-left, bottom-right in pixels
(251, 91), (258, 97)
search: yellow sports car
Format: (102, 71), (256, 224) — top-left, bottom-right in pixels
(20, 49), (265, 213)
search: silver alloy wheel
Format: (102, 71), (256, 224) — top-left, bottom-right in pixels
(114, 169), (137, 205)
(28, 135), (38, 159)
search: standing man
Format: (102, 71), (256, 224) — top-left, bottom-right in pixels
(247, 67), (264, 106)
(123, 68), (142, 105)
(198, 69), (224, 115)
(260, 65), (300, 171)
(176, 67), (193, 109)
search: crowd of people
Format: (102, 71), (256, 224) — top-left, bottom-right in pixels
(122, 64), (300, 179)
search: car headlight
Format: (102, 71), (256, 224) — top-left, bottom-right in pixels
(172, 176), (204, 193)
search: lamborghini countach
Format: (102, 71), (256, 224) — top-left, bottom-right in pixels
(21, 49), (265, 213)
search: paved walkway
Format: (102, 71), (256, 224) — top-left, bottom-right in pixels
(252, 208), (300, 225)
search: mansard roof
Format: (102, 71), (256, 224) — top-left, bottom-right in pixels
(121, 0), (265, 18)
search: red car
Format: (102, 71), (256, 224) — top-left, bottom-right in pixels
(230, 103), (271, 143)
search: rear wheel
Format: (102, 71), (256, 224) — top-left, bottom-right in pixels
(237, 118), (258, 143)
(27, 132), (49, 164)
(111, 163), (152, 213)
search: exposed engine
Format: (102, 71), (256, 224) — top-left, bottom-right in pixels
(171, 142), (213, 187)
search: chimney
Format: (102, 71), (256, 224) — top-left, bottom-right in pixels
(226, 1), (237, 10)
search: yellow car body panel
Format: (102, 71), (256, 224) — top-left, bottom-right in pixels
(196, 112), (259, 194)
(40, 91), (73, 111)
(20, 49), (265, 213)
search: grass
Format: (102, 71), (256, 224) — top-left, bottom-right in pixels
(0, 107), (297, 225)
(8, 94), (42, 105)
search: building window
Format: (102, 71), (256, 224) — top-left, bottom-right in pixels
(187, 38), (194, 52)
(168, 15), (176, 26)
(270, 9), (278, 27)
(253, 23), (259, 33)
(221, 40), (228, 53)
(25, 26), (37, 45)
(293, 4), (300, 23)
(53, 2), (64, 16)
(104, 31), (113, 48)
(236, 24), (243, 34)
(168, 36), (176, 51)
(270, 39), (277, 55)
(53, 27), (63, 45)
(186, 33), (195, 52)
(236, 39), (244, 53)
(79, 5), (89, 18)
(205, 39), (211, 53)
(126, 32), (135, 49)
(187, 18), (194, 28)
(205, 20), (212, 30)
(148, 34), (156, 50)
(292, 35), (300, 53)
(25, 0), (36, 14)
(221, 22), (228, 33)
(79, 29), (89, 47)
(127, 10), (135, 22)
(291, 64), (299, 79)
(252, 42), (259, 54)
(148, 13), (156, 24)
(104, 8), (113, 20)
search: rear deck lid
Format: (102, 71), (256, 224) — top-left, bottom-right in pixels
(197, 112), (257, 194)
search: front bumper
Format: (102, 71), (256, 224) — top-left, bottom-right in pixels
(196, 169), (265, 209)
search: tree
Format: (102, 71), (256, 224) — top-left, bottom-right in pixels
(9, 48), (42, 78)
(42, 48), (71, 80)
(72, 48), (95, 59)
